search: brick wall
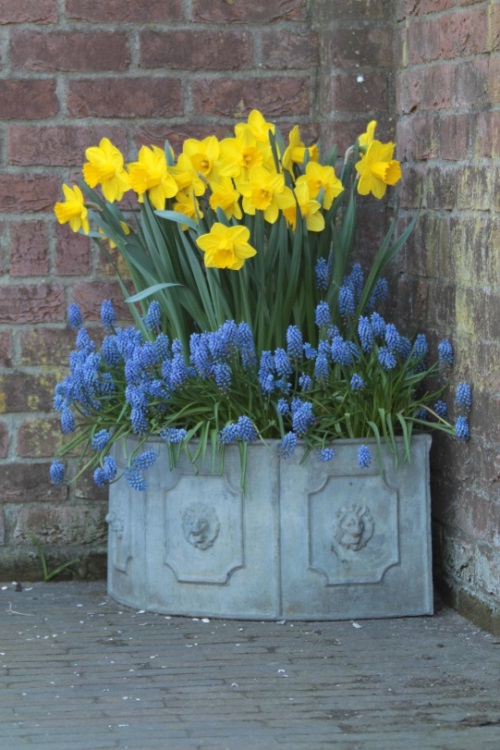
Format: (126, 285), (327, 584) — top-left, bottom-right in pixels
(396, 0), (499, 632)
(0, 0), (497, 631)
(0, 0), (327, 579)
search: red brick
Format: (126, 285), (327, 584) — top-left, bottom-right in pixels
(55, 226), (91, 276)
(9, 221), (49, 277)
(406, 17), (441, 63)
(8, 125), (127, 167)
(0, 0), (57, 24)
(140, 30), (253, 70)
(327, 27), (392, 67)
(20, 327), (77, 367)
(17, 418), (65, 458)
(397, 115), (439, 161)
(439, 113), (470, 161)
(330, 71), (389, 112)
(0, 284), (65, 324)
(72, 281), (132, 321)
(0, 463), (67, 503)
(473, 112), (500, 158)
(404, 0), (455, 14)
(67, 78), (182, 118)
(0, 422), (8, 458)
(191, 77), (310, 117)
(133, 123), (231, 154)
(261, 30), (319, 69)
(193, 0), (306, 23)
(11, 31), (130, 73)
(0, 174), (60, 213)
(66, 0), (183, 22)
(489, 55), (500, 105)
(454, 59), (490, 110)
(0, 372), (58, 413)
(0, 80), (58, 120)
(440, 7), (489, 59)
(397, 65), (454, 113)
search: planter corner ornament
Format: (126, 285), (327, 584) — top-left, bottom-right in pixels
(107, 435), (433, 621)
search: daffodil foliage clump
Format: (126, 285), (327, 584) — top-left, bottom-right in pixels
(51, 112), (472, 490)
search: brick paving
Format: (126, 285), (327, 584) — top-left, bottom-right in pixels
(0, 581), (499, 750)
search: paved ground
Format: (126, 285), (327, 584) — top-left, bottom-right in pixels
(0, 581), (499, 750)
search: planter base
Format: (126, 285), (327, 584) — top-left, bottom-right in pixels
(107, 436), (433, 620)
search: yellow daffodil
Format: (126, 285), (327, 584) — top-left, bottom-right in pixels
(183, 136), (220, 180)
(128, 145), (178, 210)
(83, 138), (130, 203)
(355, 140), (402, 199)
(196, 223), (257, 271)
(173, 190), (203, 231)
(303, 161), (343, 210)
(358, 120), (377, 150)
(217, 130), (265, 180)
(235, 110), (275, 144)
(237, 165), (295, 224)
(171, 153), (206, 197)
(54, 184), (89, 234)
(282, 125), (319, 174)
(283, 178), (325, 232)
(209, 178), (243, 221)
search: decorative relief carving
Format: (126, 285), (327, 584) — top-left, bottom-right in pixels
(182, 502), (220, 550)
(332, 504), (374, 558)
(105, 511), (124, 539)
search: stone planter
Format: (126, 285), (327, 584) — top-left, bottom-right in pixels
(107, 435), (433, 620)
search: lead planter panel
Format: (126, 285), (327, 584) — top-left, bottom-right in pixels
(107, 435), (432, 620)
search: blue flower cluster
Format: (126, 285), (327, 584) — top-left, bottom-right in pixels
(50, 295), (471, 490)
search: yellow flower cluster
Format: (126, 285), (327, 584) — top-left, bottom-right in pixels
(54, 111), (401, 271)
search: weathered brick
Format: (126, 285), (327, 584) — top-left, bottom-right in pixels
(0, 174), (60, 213)
(406, 16), (441, 64)
(0, 422), (8, 458)
(140, 30), (253, 70)
(0, 463), (67, 503)
(192, 77), (310, 117)
(193, 0), (306, 23)
(404, 0), (455, 14)
(72, 281), (132, 321)
(456, 166), (493, 212)
(0, 372), (58, 414)
(261, 30), (319, 69)
(133, 123), (231, 154)
(327, 27), (392, 67)
(473, 111), (500, 158)
(397, 114), (439, 161)
(329, 0), (387, 19)
(426, 164), (459, 210)
(454, 59), (490, 110)
(0, 284), (65, 324)
(17, 418), (65, 458)
(66, 0), (183, 22)
(439, 113), (470, 161)
(55, 226), (91, 276)
(9, 125), (127, 167)
(67, 78), (182, 118)
(440, 7), (489, 59)
(488, 54), (500, 104)
(0, 80), (58, 120)
(9, 221), (49, 277)
(0, 0), (57, 24)
(11, 31), (130, 72)
(19, 327), (76, 367)
(14, 503), (107, 544)
(330, 71), (389, 113)
(397, 64), (455, 113)
(0, 331), (12, 367)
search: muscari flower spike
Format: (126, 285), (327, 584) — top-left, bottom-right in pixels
(456, 382), (472, 411)
(358, 444), (371, 468)
(49, 460), (65, 485)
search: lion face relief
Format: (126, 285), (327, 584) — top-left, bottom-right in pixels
(332, 504), (374, 555)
